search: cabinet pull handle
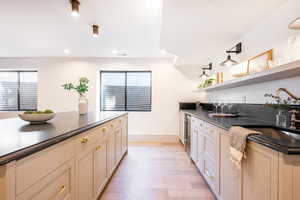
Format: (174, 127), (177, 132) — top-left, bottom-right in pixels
(50, 185), (66, 200)
(80, 137), (88, 144)
(96, 145), (101, 150)
(205, 169), (214, 179)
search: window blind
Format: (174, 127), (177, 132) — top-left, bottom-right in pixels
(0, 71), (37, 111)
(100, 71), (151, 111)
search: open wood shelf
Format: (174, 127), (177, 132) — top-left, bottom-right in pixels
(195, 60), (300, 92)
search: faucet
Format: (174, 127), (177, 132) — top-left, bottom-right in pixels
(289, 110), (300, 130)
(276, 88), (300, 101)
(275, 88), (300, 129)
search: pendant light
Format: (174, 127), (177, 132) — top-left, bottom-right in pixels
(199, 63), (213, 78)
(289, 17), (300, 30)
(70, 0), (80, 18)
(92, 25), (100, 38)
(220, 42), (242, 67)
(220, 54), (238, 67)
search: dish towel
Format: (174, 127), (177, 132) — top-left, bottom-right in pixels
(229, 126), (261, 169)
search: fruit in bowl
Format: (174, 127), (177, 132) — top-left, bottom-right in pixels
(19, 109), (55, 125)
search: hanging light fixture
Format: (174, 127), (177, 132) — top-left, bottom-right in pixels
(220, 42), (242, 67)
(289, 17), (300, 30)
(70, 0), (80, 18)
(199, 63), (213, 78)
(92, 25), (100, 38)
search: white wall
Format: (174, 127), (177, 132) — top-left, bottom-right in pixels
(200, 0), (300, 104)
(0, 57), (198, 136)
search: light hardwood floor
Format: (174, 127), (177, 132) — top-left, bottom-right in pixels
(99, 143), (215, 200)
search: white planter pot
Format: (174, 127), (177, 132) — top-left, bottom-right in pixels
(79, 95), (88, 115)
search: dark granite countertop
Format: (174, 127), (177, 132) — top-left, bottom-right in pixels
(0, 111), (127, 166)
(182, 109), (300, 154)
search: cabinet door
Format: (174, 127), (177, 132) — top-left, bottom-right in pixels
(190, 128), (198, 163)
(77, 149), (94, 200)
(107, 133), (116, 175)
(220, 133), (240, 200)
(94, 140), (107, 197)
(242, 142), (278, 200)
(278, 153), (300, 200)
(115, 128), (122, 163)
(196, 132), (203, 173)
(121, 116), (128, 154)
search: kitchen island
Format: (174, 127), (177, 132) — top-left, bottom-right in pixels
(0, 111), (128, 200)
(180, 108), (300, 200)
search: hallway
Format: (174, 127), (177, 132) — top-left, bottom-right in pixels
(99, 143), (214, 200)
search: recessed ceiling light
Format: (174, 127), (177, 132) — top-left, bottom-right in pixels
(70, 0), (80, 18)
(112, 49), (118, 54)
(92, 25), (100, 38)
(64, 49), (70, 54)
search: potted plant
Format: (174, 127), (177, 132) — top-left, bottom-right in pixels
(62, 77), (89, 115)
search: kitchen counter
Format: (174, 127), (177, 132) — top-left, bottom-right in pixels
(0, 111), (127, 166)
(182, 109), (300, 154)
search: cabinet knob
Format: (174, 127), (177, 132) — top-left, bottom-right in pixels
(96, 145), (101, 150)
(80, 137), (88, 144)
(102, 127), (107, 132)
(111, 124), (114, 128)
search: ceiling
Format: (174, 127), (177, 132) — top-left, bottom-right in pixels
(0, 0), (163, 57)
(0, 0), (288, 62)
(161, 0), (288, 65)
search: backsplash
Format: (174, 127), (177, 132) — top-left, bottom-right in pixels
(200, 103), (300, 127)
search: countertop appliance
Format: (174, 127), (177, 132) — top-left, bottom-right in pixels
(179, 102), (196, 110)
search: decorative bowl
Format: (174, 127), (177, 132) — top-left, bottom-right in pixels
(18, 113), (55, 125)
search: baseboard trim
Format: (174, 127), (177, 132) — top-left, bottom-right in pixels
(128, 135), (179, 143)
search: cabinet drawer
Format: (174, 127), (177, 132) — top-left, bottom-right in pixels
(16, 140), (75, 195)
(17, 159), (74, 200)
(204, 123), (219, 141)
(203, 134), (219, 163)
(75, 126), (107, 154)
(203, 156), (219, 195)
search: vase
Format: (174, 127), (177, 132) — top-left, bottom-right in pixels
(79, 95), (88, 115)
(276, 110), (287, 128)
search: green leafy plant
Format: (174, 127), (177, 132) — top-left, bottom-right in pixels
(198, 78), (215, 88)
(24, 109), (54, 114)
(62, 77), (89, 96)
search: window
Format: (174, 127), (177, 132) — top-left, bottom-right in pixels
(100, 71), (151, 111)
(0, 71), (38, 111)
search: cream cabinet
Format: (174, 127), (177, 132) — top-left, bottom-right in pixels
(107, 132), (116, 176)
(278, 154), (300, 200)
(77, 148), (94, 200)
(121, 115), (128, 154)
(115, 127), (123, 163)
(94, 139), (108, 198)
(0, 114), (128, 200)
(241, 141), (279, 200)
(220, 132), (240, 200)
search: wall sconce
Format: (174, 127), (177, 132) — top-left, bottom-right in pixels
(289, 17), (300, 30)
(199, 63), (213, 78)
(92, 25), (100, 38)
(70, 0), (80, 18)
(220, 42), (242, 67)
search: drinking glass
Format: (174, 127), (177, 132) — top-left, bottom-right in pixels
(227, 99), (233, 114)
(213, 99), (219, 114)
(220, 100), (226, 114)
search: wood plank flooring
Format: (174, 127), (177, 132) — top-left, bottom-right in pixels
(99, 143), (215, 200)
